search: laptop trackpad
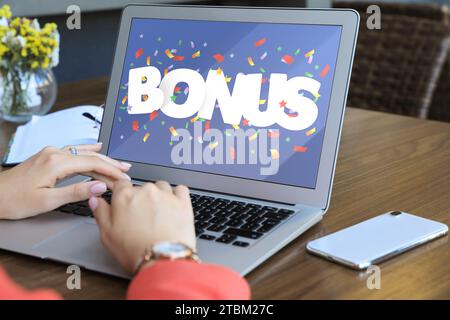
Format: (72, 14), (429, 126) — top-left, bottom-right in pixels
(32, 222), (129, 278)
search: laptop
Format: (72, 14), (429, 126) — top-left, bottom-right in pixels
(0, 5), (359, 278)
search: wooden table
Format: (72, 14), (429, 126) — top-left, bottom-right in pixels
(1, 78), (449, 299)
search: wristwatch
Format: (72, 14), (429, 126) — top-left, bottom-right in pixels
(133, 241), (200, 274)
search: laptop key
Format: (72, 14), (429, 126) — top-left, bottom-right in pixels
(75, 201), (89, 208)
(230, 213), (247, 221)
(262, 206), (278, 212)
(59, 204), (78, 213)
(279, 209), (296, 215)
(199, 234), (216, 241)
(225, 219), (244, 227)
(216, 234), (237, 244)
(264, 218), (281, 227)
(74, 207), (92, 216)
(195, 227), (204, 236)
(196, 213), (213, 221)
(257, 224), (276, 233)
(209, 216), (228, 225)
(233, 241), (250, 247)
(224, 228), (263, 239)
(207, 224), (226, 232)
(263, 212), (290, 220)
(241, 222), (260, 231)
(196, 221), (210, 229)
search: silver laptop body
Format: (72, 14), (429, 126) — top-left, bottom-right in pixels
(0, 5), (359, 279)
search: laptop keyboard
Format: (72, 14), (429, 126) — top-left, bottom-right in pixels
(57, 191), (296, 248)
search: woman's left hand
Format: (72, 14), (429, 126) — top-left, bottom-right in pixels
(0, 143), (131, 220)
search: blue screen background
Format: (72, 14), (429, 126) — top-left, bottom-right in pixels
(107, 18), (342, 188)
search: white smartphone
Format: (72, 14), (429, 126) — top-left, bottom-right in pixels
(306, 211), (448, 270)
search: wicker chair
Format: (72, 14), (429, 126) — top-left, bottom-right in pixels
(429, 45), (450, 122)
(333, 1), (450, 119)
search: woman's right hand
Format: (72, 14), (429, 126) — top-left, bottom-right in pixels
(88, 180), (196, 274)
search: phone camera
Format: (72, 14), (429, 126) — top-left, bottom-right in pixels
(390, 211), (402, 216)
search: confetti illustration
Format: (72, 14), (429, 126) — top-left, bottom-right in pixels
(281, 54), (294, 65)
(270, 149), (280, 159)
(254, 38), (266, 47)
(249, 131), (259, 141)
(165, 49), (174, 59)
(112, 22), (339, 189)
(209, 141), (219, 149)
(268, 130), (280, 138)
(169, 127), (179, 137)
(213, 53), (224, 63)
(320, 64), (330, 78)
(306, 128), (316, 136)
(304, 49), (315, 58)
(150, 111), (158, 121)
(230, 147), (236, 160)
(132, 120), (139, 132)
(135, 48), (144, 59)
(293, 146), (308, 153)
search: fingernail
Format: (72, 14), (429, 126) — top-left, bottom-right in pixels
(90, 182), (107, 195)
(121, 162), (132, 168)
(123, 173), (132, 181)
(88, 197), (98, 211)
(96, 142), (103, 145)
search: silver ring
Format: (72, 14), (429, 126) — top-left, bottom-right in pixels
(68, 147), (78, 156)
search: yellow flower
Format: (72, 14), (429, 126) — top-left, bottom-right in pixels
(20, 47), (27, 57)
(0, 5), (12, 19)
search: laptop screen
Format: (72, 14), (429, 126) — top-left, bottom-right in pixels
(107, 18), (342, 189)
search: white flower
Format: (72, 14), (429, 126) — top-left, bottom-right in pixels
(31, 18), (41, 31)
(17, 35), (26, 47)
(0, 17), (8, 27)
(48, 30), (60, 67)
(50, 45), (59, 67)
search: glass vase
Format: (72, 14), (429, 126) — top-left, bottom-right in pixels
(0, 66), (57, 123)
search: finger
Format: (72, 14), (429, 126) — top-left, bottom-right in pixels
(46, 180), (107, 208)
(76, 150), (131, 172)
(112, 179), (133, 196)
(88, 172), (116, 189)
(155, 180), (172, 193)
(55, 154), (131, 182)
(63, 143), (103, 152)
(89, 196), (112, 230)
(173, 185), (190, 199)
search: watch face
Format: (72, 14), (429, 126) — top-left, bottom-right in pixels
(153, 242), (189, 256)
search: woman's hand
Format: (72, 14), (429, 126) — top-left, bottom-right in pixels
(89, 180), (196, 274)
(0, 143), (131, 220)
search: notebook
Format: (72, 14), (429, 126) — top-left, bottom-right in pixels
(2, 106), (103, 166)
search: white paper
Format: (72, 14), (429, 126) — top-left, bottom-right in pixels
(5, 105), (103, 164)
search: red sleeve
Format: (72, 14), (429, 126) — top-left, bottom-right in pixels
(127, 260), (251, 300)
(0, 266), (61, 300)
